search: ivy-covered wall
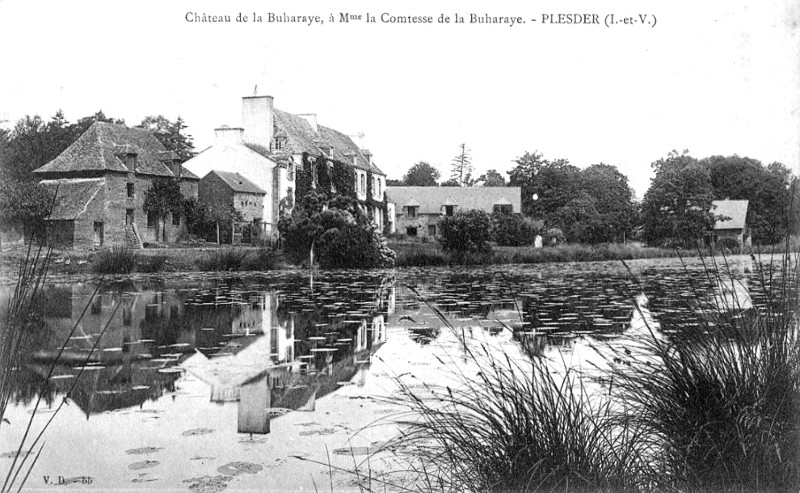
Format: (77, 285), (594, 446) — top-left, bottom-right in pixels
(295, 152), (386, 218)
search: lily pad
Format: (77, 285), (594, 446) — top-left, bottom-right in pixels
(128, 460), (159, 470)
(125, 447), (163, 455)
(216, 461), (263, 475)
(181, 428), (214, 436)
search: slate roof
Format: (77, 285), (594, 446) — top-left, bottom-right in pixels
(273, 109), (385, 176)
(386, 187), (523, 215)
(33, 122), (177, 177)
(38, 178), (104, 220)
(206, 170), (266, 195)
(712, 200), (749, 230)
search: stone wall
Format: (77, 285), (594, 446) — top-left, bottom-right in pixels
(395, 212), (439, 238)
(233, 192), (265, 222)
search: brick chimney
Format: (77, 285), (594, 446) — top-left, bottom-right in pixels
(215, 125), (245, 146)
(242, 95), (274, 150)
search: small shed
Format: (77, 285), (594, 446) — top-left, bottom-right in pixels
(711, 199), (750, 248)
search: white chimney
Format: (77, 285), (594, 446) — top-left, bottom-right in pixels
(215, 126), (244, 146)
(297, 114), (318, 133)
(242, 95), (274, 150)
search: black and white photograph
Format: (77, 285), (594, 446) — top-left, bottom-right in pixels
(0, 1), (798, 491)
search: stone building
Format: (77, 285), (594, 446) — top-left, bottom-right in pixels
(386, 186), (522, 237)
(32, 122), (199, 249)
(199, 170), (266, 242)
(183, 95), (387, 232)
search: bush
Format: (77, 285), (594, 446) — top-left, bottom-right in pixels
(438, 210), (492, 256)
(92, 246), (135, 274)
(492, 213), (540, 246)
(316, 223), (395, 269)
(196, 249), (248, 271)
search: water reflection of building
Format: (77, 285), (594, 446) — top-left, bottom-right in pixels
(11, 274), (393, 424)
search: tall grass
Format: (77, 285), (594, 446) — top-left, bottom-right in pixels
(604, 251), (800, 491)
(92, 245), (135, 274)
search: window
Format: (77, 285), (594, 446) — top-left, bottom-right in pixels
(127, 183), (134, 198)
(445, 205), (456, 216)
(125, 209), (134, 226)
(407, 206), (418, 218)
(147, 211), (158, 228)
(287, 163), (294, 181)
(406, 227), (418, 237)
(360, 174), (366, 193)
(428, 225), (436, 236)
(172, 213), (180, 226)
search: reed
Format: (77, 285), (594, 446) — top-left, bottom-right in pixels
(604, 249), (800, 491)
(91, 245), (136, 274)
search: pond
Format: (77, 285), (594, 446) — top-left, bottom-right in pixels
(0, 256), (763, 491)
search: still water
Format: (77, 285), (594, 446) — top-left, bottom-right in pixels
(1, 256), (760, 491)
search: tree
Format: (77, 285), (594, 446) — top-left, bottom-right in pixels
(137, 116), (195, 163)
(702, 155), (793, 244)
(450, 143), (474, 186)
(478, 169), (507, 187)
(576, 163), (638, 242)
(0, 180), (53, 240)
(402, 161), (440, 186)
(508, 151), (579, 218)
(386, 178), (404, 186)
(641, 151), (714, 247)
(440, 179), (461, 187)
(142, 178), (184, 242)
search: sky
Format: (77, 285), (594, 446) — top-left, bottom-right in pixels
(0, 0), (797, 199)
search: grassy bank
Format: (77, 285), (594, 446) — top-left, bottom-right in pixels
(392, 238), (800, 267)
(393, 241), (684, 267)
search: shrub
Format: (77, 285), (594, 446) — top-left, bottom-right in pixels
(316, 223), (395, 269)
(92, 246), (135, 274)
(491, 213), (540, 246)
(438, 210), (492, 256)
(196, 249), (248, 271)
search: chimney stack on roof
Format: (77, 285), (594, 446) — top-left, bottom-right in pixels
(242, 95), (274, 151)
(215, 125), (245, 146)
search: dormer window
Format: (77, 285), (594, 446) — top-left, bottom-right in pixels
(407, 206), (418, 218)
(445, 205), (456, 216)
